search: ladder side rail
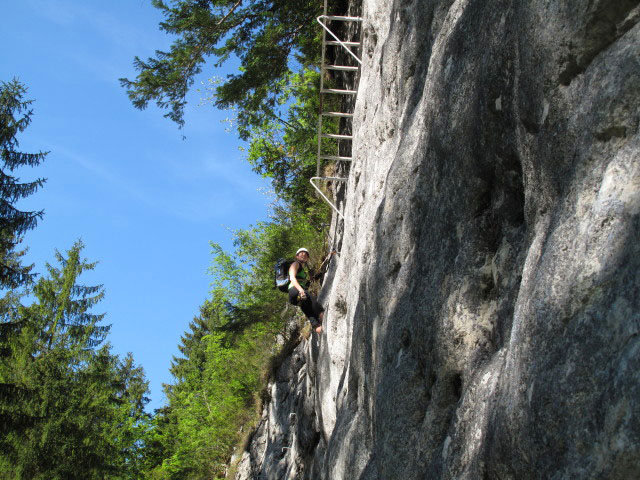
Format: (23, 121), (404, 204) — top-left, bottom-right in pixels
(316, 4), (329, 177)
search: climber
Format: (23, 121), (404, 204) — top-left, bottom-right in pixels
(288, 248), (324, 334)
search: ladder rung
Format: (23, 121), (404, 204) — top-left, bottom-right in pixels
(319, 155), (353, 162)
(321, 88), (357, 95)
(323, 64), (359, 72)
(321, 133), (353, 140)
(312, 176), (348, 182)
(320, 15), (363, 22)
(322, 112), (354, 118)
(326, 41), (361, 47)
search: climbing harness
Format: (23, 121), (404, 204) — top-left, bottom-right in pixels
(312, 1), (362, 219)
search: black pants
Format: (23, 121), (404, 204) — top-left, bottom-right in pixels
(288, 287), (324, 328)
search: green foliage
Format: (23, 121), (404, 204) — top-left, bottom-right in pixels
(0, 78), (48, 290)
(120, 0), (323, 134)
(143, 203), (328, 479)
(209, 202), (327, 333)
(122, 1), (345, 219)
(0, 242), (151, 480)
(32, 241), (108, 352)
(157, 327), (269, 479)
(243, 68), (323, 208)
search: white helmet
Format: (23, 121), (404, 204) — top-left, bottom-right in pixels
(296, 247), (309, 256)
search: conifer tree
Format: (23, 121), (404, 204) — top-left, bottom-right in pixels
(108, 353), (152, 479)
(120, 0), (323, 136)
(121, 2), (349, 212)
(0, 242), (149, 480)
(0, 79), (47, 290)
(0, 80), (47, 466)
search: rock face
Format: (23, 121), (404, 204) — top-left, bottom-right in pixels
(237, 0), (640, 478)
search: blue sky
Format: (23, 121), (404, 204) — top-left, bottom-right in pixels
(1, 0), (272, 411)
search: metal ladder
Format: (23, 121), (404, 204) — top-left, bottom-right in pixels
(311, 3), (362, 219)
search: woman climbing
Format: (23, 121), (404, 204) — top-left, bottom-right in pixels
(288, 248), (324, 334)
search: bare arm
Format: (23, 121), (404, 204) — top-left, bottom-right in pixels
(289, 262), (306, 298)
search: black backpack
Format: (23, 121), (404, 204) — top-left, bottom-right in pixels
(274, 258), (293, 292)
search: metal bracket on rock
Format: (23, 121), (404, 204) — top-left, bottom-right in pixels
(316, 15), (363, 66)
(310, 176), (347, 219)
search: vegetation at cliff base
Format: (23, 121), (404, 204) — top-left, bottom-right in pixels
(142, 206), (326, 478)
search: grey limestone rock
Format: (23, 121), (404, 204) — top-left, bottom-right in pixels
(237, 0), (640, 478)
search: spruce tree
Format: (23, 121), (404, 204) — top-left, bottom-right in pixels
(0, 242), (149, 480)
(121, 2), (345, 211)
(120, 0), (322, 136)
(0, 79), (47, 472)
(0, 79), (47, 290)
